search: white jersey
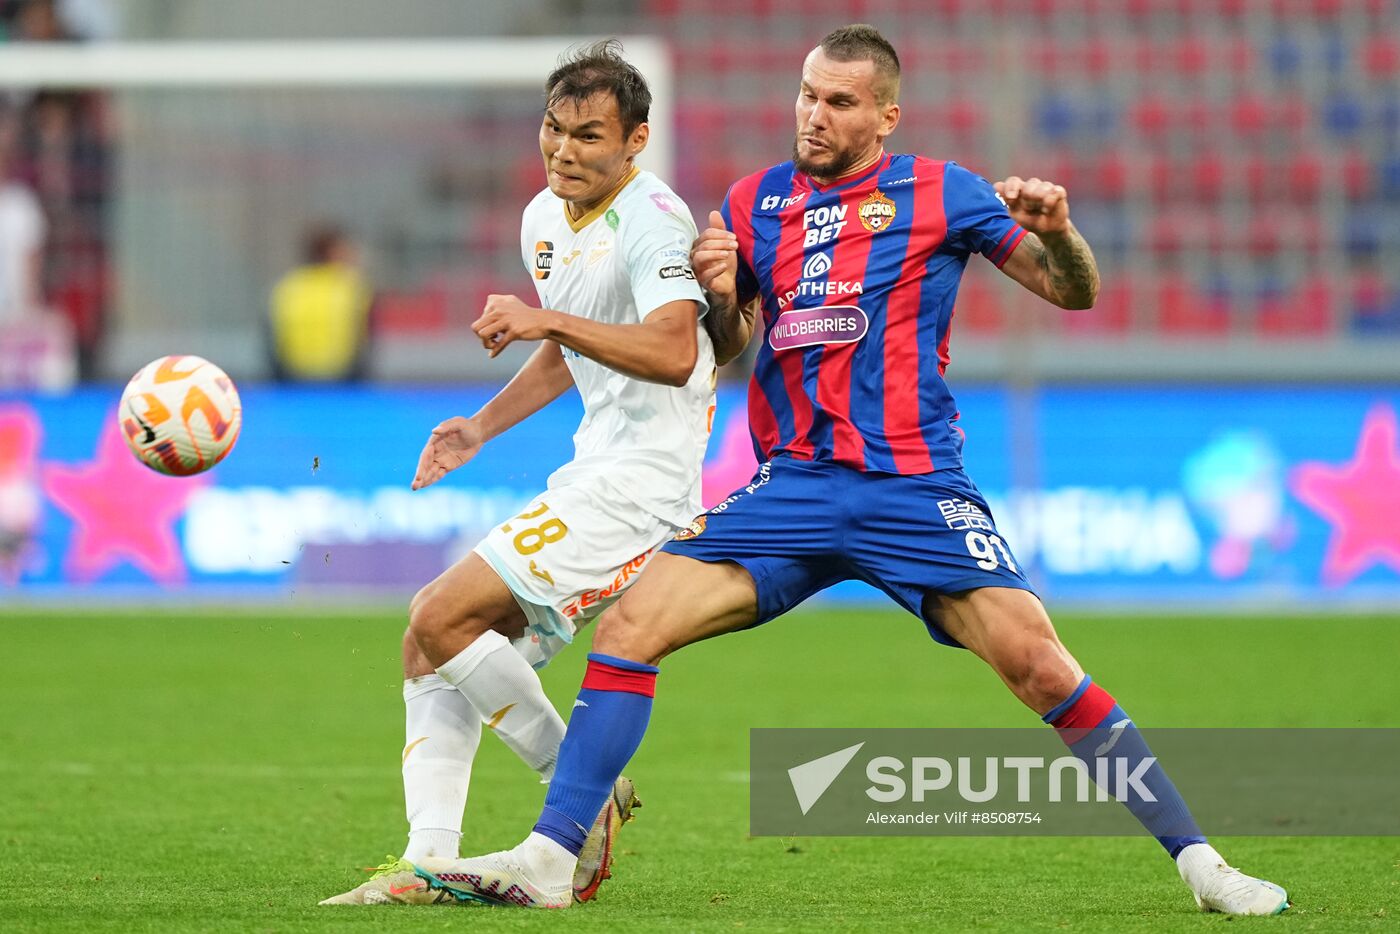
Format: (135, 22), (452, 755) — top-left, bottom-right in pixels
(520, 168), (715, 527)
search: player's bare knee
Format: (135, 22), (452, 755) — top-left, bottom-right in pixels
(408, 584), (488, 655)
(1020, 651), (1083, 713)
(401, 627), (436, 678)
(592, 599), (666, 665)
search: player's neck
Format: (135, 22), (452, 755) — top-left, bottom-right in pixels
(808, 148), (886, 187)
(565, 164), (639, 221)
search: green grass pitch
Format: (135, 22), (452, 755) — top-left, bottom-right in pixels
(2, 608), (1397, 932)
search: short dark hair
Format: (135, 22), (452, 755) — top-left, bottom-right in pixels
(544, 38), (651, 137)
(819, 24), (901, 104)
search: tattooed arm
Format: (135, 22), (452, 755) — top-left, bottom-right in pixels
(993, 176), (1100, 310)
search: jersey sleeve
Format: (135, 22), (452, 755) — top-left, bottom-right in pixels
(720, 185), (760, 306)
(942, 162), (1026, 268)
(624, 193), (709, 321)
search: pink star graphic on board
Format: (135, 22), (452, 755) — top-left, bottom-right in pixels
(702, 409), (759, 508)
(42, 417), (206, 583)
(1289, 403), (1400, 586)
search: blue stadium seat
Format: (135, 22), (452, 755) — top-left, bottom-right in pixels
(1322, 91), (1366, 138)
(1342, 211), (1382, 258)
(1267, 35), (1304, 77)
(1033, 94), (1077, 141)
(1380, 156), (1400, 201)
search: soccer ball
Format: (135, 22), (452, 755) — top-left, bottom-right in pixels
(118, 355), (242, 476)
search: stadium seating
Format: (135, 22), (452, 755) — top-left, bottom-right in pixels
(658, 0), (1400, 338)
(11, 0), (1400, 354)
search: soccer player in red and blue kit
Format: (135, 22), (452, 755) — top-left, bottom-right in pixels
(371, 25), (1289, 915)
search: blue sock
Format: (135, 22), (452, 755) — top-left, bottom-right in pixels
(1044, 675), (1207, 858)
(532, 653), (658, 855)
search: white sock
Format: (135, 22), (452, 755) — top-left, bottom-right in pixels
(1176, 842), (1226, 886)
(401, 673), (481, 861)
(436, 630), (566, 780)
(518, 831), (579, 889)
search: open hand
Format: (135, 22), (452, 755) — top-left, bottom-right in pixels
(412, 416), (485, 490)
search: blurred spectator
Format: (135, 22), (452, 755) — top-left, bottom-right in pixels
(1, 1), (112, 378)
(0, 108), (44, 324)
(269, 224), (374, 382)
(0, 104), (76, 389)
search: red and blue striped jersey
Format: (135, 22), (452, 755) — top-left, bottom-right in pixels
(724, 153), (1026, 475)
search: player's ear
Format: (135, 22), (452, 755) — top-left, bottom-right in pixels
(627, 121), (649, 159)
(879, 102), (900, 141)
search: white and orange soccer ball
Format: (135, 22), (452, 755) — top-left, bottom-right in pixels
(118, 355), (242, 476)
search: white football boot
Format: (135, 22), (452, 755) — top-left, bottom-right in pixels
(424, 838), (574, 909)
(1177, 843), (1290, 915)
(318, 856), (485, 906)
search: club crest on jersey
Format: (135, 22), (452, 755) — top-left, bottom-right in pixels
(534, 241), (553, 280)
(858, 189), (896, 231)
(674, 515), (708, 541)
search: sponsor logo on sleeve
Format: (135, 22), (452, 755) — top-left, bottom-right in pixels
(768, 304), (869, 351)
(761, 192), (807, 211)
(533, 241), (553, 280)
(659, 264), (697, 280)
(650, 192), (678, 213)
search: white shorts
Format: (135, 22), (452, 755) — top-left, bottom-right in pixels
(474, 476), (678, 670)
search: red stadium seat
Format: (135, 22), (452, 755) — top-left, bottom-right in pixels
(1287, 151), (1325, 203)
(1342, 150), (1375, 201)
(1131, 95), (1173, 139)
(1244, 155), (1272, 204)
(1304, 0), (1347, 19)
(1363, 37), (1400, 78)
(1225, 36), (1255, 76)
(1229, 94), (1270, 137)
(1191, 151), (1227, 203)
(1148, 155), (1175, 196)
(1084, 37), (1114, 80)
(1257, 274), (1334, 335)
(1159, 275), (1230, 335)
(953, 276), (1004, 334)
(1175, 34), (1210, 75)
(1061, 278), (1132, 333)
(1147, 213), (1186, 259)
(1180, 95), (1214, 141)
(1088, 149), (1130, 201)
(1246, 214), (1283, 260)
(374, 289), (448, 334)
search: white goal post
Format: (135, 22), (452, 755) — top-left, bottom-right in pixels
(0, 38), (674, 180)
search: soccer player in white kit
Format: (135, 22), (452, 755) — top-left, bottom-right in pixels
(321, 40), (714, 906)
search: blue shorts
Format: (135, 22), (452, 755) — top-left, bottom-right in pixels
(663, 456), (1035, 646)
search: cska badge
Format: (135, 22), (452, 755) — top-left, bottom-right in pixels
(858, 189), (896, 232)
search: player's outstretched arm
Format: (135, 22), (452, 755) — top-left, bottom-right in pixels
(411, 340), (573, 490)
(993, 176), (1100, 310)
(693, 210), (759, 366)
(473, 293), (699, 387)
